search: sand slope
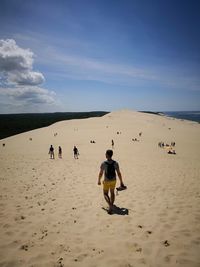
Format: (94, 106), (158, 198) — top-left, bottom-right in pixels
(0, 110), (200, 267)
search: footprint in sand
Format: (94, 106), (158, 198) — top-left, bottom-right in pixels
(92, 248), (104, 254)
(14, 215), (26, 221)
(20, 244), (28, 251)
(164, 254), (174, 263)
(39, 229), (48, 240)
(136, 247), (142, 252)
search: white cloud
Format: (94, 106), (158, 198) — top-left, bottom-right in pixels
(0, 86), (56, 104)
(0, 39), (57, 112)
(7, 70), (45, 85)
(0, 39), (45, 86)
(0, 39), (33, 71)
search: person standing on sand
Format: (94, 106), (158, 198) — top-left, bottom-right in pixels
(98, 149), (125, 214)
(111, 139), (114, 149)
(49, 145), (55, 159)
(58, 146), (62, 158)
(73, 146), (79, 159)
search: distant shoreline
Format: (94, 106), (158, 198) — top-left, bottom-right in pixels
(139, 111), (164, 116)
(140, 111), (200, 123)
(162, 111), (200, 123)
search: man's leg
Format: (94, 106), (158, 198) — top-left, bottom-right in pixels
(110, 188), (115, 208)
(103, 190), (111, 207)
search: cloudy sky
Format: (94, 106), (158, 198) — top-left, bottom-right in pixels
(0, 0), (200, 113)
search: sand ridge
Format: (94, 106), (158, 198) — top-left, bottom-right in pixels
(0, 110), (200, 267)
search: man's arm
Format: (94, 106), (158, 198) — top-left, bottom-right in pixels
(116, 168), (124, 186)
(98, 169), (103, 185)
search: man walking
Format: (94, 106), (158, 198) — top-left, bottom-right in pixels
(73, 145), (79, 159)
(49, 145), (55, 159)
(98, 149), (125, 214)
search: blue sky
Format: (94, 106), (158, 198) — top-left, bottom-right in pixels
(0, 0), (200, 113)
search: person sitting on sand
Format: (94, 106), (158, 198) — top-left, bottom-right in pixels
(49, 145), (55, 159)
(58, 146), (62, 158)
(98, 149), (125, 214)
(73, 146), (79, 159)
(168, 147), (176, 154)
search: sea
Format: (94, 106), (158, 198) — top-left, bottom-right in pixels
(163, 111), (200, 123)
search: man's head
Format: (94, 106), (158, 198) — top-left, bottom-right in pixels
(106, 149), (113, 159)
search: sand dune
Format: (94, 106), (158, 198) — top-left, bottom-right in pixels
(0, 110), (200, 267)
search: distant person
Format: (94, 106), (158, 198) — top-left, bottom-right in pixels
(73, 146), (79, 159)
(58, 146), (62, 158)
(171, 141), (176, 147)
(139, 132), (142, 137)
(158, 142), (162, 147)
(98, 149), (125, 214)
(49, 145), (55, 159)
(111, 139), (114, 149)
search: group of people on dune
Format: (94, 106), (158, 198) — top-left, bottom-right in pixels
(48, 145), (79, 159)
(158, 141), (176, 154)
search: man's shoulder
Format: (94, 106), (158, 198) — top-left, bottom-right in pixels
(113, 160), (119, 168)
(101, 159), (119, 165)
(105, 159), (119, 165)
(100, 161), (107, 167)
(110, 160), (118, 166)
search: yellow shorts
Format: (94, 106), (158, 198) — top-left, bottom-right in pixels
(103, 180), (116, 191)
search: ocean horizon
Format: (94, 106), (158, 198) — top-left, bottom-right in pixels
(163, 111), (200, 123)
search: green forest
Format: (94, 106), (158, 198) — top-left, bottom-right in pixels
(0, 111), (109, 139)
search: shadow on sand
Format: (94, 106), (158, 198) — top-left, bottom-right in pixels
(102, 205), (129, 215)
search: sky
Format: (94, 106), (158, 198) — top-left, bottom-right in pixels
(0, 0), (200, 113)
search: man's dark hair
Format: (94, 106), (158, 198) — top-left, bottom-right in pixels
(106, 149), (113, 158)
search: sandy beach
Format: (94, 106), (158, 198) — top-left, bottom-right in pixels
(0, 110), (200, 267)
